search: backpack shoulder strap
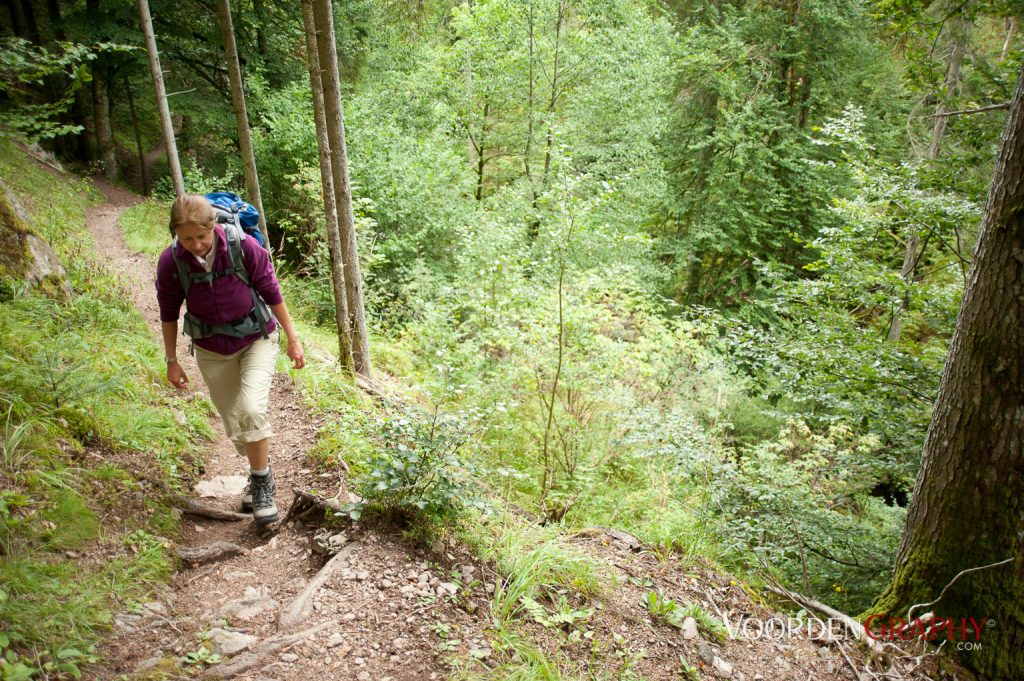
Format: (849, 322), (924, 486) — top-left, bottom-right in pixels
(171, 238), (193, 296)
(223, 224), (253, 287)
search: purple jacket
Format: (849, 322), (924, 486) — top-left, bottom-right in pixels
(156, 224), (283, 355)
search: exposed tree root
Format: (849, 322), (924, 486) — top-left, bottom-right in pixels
(278, 541), (360, 630)
(175, 542), (249, 566)
(179, 499), (250, 522)
(202, 621), (334, 679)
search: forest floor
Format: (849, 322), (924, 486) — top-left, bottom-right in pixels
(81, 183), (956, 681)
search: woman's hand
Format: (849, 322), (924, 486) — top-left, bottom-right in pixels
(167, 360), (189, 389)
(286, 337), (305, 369)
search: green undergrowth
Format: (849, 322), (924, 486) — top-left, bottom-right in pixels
(118, 198), (169, 257)
(0, 139), (213, 678)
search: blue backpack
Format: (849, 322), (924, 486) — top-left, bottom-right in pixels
(204, 191), (265, 247)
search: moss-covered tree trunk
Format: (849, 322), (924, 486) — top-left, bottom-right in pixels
(873, 63), (1024, 680)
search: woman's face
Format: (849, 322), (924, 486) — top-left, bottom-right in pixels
(175, 223), (215, 259)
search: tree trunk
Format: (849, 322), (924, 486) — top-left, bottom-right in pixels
(253, 0), (268, 56)
(927, 13), (967, 161)
(873, 63), (1024, 681)
(124, 75), (150, 195)
(311, 0), (371, 378)
(137, 0), (184, 196)
(19, 0), (40, 45)
(7, 0), (30, 40)
(540, 0), (566, 189)
(91, 62), (118, 182)
(216, 0), (269, 247)
(1001, 17), (1018, 62)
(301, 0), (353, 374)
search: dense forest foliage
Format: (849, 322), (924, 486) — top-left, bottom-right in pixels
(1, 0), (1021, 675)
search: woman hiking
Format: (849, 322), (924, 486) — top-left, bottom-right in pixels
(155, 193), (305, 524)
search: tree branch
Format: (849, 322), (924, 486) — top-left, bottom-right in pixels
(925, 102), (1010, 118)
(906, 557), (1015, 623)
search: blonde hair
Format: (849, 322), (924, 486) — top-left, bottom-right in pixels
(169, 194), (216, 236)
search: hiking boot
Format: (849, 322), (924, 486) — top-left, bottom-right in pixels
(241, 480), (253, 513)
(249, 468), (278, 525)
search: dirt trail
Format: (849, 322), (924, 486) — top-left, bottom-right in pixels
(85, 184), (483, 680)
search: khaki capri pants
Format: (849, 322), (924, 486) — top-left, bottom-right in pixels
(194, 334), (278, 455)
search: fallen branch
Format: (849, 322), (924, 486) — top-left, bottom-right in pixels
(284, 488), (351, 524)
(278, 542), (360, 630)
(203, 621), (334, 679)
(176, 542), (248, 566)
(764, 584), (884, 654)
(180, 499), (250, 522)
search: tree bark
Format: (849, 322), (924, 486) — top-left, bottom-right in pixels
(137, 0), (184, 196)
(216, 0), (269, 247)
(311, 0), (371, 378)
(873, 62), (1024, 680)
(301, 0), (353, 374)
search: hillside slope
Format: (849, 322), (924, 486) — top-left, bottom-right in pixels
(1, 143), (960, 681)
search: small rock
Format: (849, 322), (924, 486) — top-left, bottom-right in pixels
(438, 582), (458, 596)
(207, 628), (259, 656)
(326, 633), (345, 648)
(342, 613), (356, 622)
(218, 586), (279, 620)
(696, 641), (716, 666)
(114, 613), (142, 632)
(357, 672), (371, 681)
(356, 570), (370, 581)
(381, 579), (394, 588)
(418, 571), (431, 583)
(712, 656), (733, 678)
(354, 656), (366, 665)
(681, 616), (699, 640)
(195, 475), (247, 499)
(133, 656), (164, 673)
(280, 652), (299, 663)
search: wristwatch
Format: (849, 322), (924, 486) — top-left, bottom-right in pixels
(165, 356), (178, 364)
